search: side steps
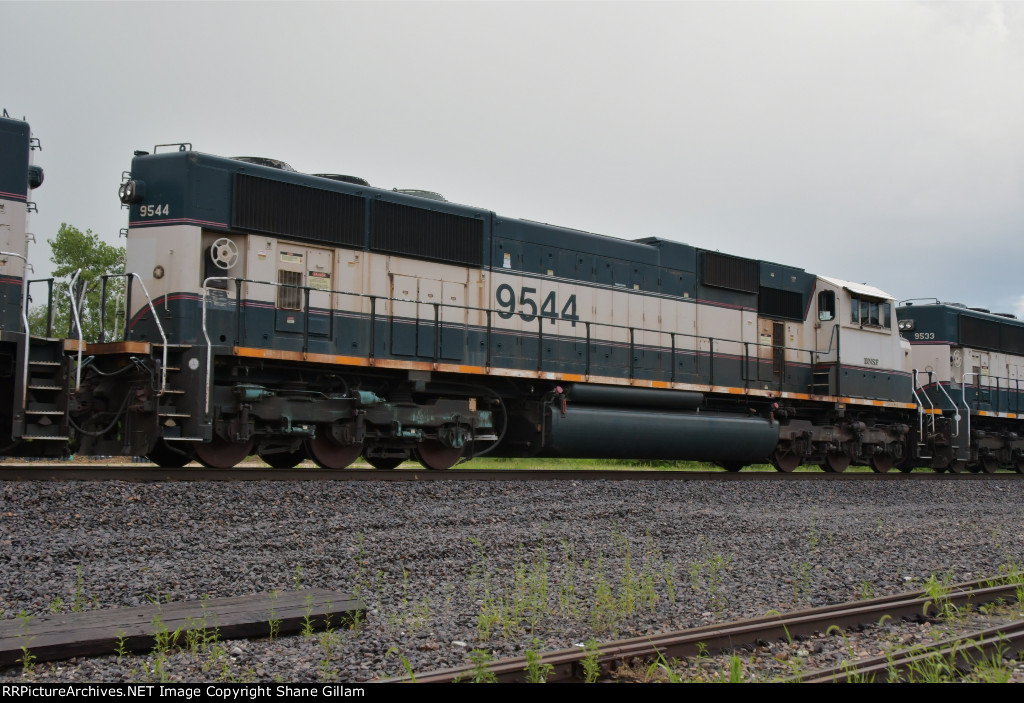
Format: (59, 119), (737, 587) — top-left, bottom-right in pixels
(15, 336), (70, 445)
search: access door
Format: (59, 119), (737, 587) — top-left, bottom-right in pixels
(274, 245), (334, 336)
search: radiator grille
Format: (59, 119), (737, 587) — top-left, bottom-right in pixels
(233, 174), (364, 247)
(1002, 324), (1024, 355)
(758, 287), (805, 321)
(701, 252), (758, 293)
(960, 315), (1000, 351)
(371, 200), (483, 266)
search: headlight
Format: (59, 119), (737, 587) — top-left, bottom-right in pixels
(118, 179), (145, 204)
(27, 165), (44, 190)
(898, 319), (915, 331)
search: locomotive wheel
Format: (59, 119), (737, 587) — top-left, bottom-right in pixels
(978, 456), (999, 474)
(147, 440), (195, 468)
(771, 449), (800, 473)
(718, 463), (744, 472)
(260, 450), (306, 469)
(869, 454), (894, 473)
(1014, 461), (1024, 474)
(416, 441), (463, 470)
(946, 460), (967, 474)
(195, 436), (254, 469)
(822, 452), (850, 473)
(307, 435), (362, 470)
(366, 456), (405, 470)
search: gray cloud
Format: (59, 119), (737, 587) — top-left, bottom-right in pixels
(3, 1), (1022, 313)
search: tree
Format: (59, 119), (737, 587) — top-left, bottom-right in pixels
(27, 224), (126, 341)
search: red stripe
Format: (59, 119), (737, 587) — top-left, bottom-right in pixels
(129, 218), (227, 228)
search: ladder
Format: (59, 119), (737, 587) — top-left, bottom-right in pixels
(16, 336), (70, 445)
(154, 344), (206, 444)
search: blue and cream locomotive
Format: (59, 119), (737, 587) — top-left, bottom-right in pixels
(2, 132), (1020, 472)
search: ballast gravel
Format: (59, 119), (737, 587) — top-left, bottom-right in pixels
(1, 477), (1023, 682)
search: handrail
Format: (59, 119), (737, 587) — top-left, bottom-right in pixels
(912, 369), (936, 435)
(909, 374), (926, 440)
(25, 277), (55, 337)
(2, 250), (33, 413)
(815, 324), (840, 360)
(913, 370), (929, 437)
(198, 276), (888, 397)
(201, 278), (223, 416)
(932, 378), (961, 439)
(961, 372), (976, 444)
(124, 273), (168, 394)
(67, 269), (83, 390)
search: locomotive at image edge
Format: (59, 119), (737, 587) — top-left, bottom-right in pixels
(2, 115), (1022, 473)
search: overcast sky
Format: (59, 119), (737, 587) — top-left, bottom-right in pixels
(4, 1), (1023, 315)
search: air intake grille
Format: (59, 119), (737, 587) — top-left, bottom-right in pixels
(371, 200), (483, 266)
(1001, 324), (1024, 355)
(233, 174), (364, 247)
(960, 315), (1000, 351)
(701, 252), (758, 293)
(758, 287), (805, 321)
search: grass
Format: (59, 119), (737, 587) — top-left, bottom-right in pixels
(468, 528), (680, 642)
(524, 638), (555, 683)
(922, 571), (959, 623)
(454, 457), (787, 471)
(439, 456), (951, 472)
(580, 639), (602, 683)
(16, 611), (35, 673)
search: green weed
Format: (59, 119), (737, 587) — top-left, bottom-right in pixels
(150, 615), (181, 654)
(267, 590), (281, 640)
(792, 560), (814, 605)
(922, 572), (959, 622)
(580, 639), (602, 683)
(16, 611), (35, 673)
(524, 638), (554, 683)
(466, 649), (498, 683)
(72, 565), (87, 613)
(385, 646), (417, 682)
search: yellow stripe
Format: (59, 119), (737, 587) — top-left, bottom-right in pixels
(230, 346), (917, 409)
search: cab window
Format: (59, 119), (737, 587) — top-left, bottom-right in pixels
(818, 290), (835, 321)
(850, 295), (891, 329)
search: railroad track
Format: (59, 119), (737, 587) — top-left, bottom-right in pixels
(399, 577), (1024, 683)
(795, 620), (1024, 683)
(4, 465), (1024, 482)
(2, 465), (1024, 482)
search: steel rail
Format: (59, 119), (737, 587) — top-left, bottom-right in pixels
(794, 619), (1024, 683)
(397, 579), (1022, 683)
(2, 466), (1024, 482)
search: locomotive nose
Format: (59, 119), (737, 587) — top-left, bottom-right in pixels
(27, 165), (43, 189)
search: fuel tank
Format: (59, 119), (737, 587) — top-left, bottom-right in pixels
(544, 405), (779, 464)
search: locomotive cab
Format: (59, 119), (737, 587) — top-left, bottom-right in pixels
(813, 276), (909, 400)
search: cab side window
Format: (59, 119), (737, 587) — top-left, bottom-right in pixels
(818, 290), (835, 321)
(849, 295), (891, 329)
